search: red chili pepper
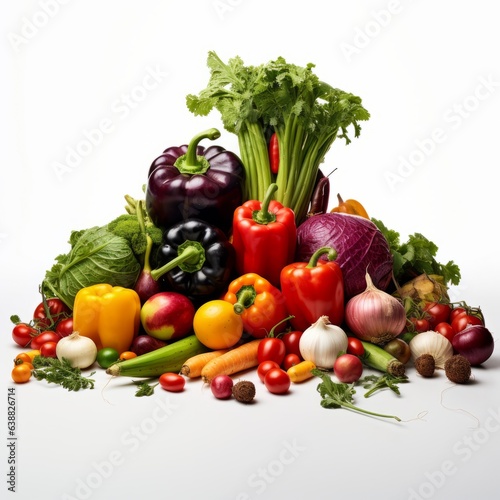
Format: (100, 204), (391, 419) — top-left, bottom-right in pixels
(232, 183), (296, 288)
(269, 133), (279, 174)
(280, 247), (344, 331)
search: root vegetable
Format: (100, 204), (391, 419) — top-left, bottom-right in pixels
(210, 375), (234, 399)
(232, 380), (256, 404)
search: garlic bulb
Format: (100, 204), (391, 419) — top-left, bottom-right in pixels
(345, 272), (406, 345)
(299, 316), (348, 370)
(409, 331), (453, 369)
(56, 331), (97, 369)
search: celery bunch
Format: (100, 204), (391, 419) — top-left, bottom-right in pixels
(186, 51), (370, 223)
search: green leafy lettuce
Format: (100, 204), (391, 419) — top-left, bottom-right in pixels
(42, 226), (141, 309)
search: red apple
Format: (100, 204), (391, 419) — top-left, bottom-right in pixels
(140, 292), (195, 341)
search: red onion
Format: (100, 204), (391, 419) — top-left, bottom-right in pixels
(210, 375), (234, 399)
(452, 325), (494, 366)
(129, 334), (167, 356)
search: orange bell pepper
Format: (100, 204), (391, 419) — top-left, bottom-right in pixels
(72, 284), (141, 353)
(330, 193), (369, 219)
(223, 273), (289, 339)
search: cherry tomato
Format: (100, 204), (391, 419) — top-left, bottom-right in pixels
(333, 354), (363, 383)
(11, 364), (32, 384)
(257, 337), (286, 365)
(257, 360), (280, 383)
(31, 331), (60, 351)
(159, 372), (185, 392)
(449, 307), (466, 322)
(33, 298), (71, 328)
(96, 348), (120, 369)
(451, 313), (483, 334)
(282, 353), (301, 371)
(14, 353), (33, 365)
(119, 351), (137, 361)
(410, 317), (430, 333)
(347, 337), (364, 357)
(423, 302), (451, 328)
(39, 341), (58, 358)
(281, 330), (303, 357)
(12, 323), (37, 348)
(434, 322), (455, 342)
(55, 317), (74, 338)
(264, 368), (290, 394)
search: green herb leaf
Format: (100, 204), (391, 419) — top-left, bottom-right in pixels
(312, 369), (401, 421)
(360, 374), (408, 398)
(32, 356), (95, 391)
(133, 379), (159, 397)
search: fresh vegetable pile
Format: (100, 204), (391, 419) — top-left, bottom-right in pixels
(9, 53), (495, 420)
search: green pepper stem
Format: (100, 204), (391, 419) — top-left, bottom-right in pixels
(252, 183), (278, 225)
(150, 241), (205, 280)
(267, 315), (294, 338)
(306, 246), (337, 268)
(174, 128), (221, 175)
(233, 285), (257, 315)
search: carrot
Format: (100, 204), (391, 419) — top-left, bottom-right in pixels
(201, 339), (262, 383)
(180, 349), (230, 378)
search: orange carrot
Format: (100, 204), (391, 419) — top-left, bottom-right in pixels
(201, 339), (262, 383)
(180, 349), (230, 378)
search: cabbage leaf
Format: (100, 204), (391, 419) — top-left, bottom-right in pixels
(42, 226), (141, 308)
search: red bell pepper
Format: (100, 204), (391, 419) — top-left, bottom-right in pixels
(232, 183), (296, 288)
(280, 246), (344, 331)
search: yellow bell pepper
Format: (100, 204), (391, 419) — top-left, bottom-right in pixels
(72, 284), (141, 353)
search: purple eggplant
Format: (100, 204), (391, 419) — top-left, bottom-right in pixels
(145, 128), (245, 235)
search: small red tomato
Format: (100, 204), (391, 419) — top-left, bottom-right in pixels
(423, 302), (451, 328)
(33, 298), (71, 328)
(434, 322), (455, 343)
(39, 341), (58, 358)
(333, 354), (363, 383)
(264, 368), (290, 395)
(257, 360), (280, 383)
(281, 330), (303, 357)
(31, 331), (60, 351)
(410, 317), (430, 333)
(347, 337), (364, 357)
(12, 323), (38, 348)
(55, 317), (74, 338)
(282, 353), (301, 371)
(451, 313), (483, 334)
(159, 372), (185, 392)
(257, 337), (286, 365)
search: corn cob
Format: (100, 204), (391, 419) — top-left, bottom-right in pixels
(106, 335), (208, 377)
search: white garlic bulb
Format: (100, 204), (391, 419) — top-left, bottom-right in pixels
(409, 331), (453, 369)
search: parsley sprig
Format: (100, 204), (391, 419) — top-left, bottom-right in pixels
(360, 374), (408, 398)
(32, 356), (95, 391)
(312, 369), (401, 422)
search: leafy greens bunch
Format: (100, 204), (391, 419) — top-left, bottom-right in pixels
(187, 51), (370, 223)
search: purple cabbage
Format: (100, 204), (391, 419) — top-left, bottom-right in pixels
(296, 213), (393, 300)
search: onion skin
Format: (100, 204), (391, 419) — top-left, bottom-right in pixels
(452, 325), (494, 366)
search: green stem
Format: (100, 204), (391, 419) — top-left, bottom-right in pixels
(150, 241), (205, 280)
(341, 402), (401, 422)
(174, 128), (221, 174)
(233, 285), (257, 315)
(252, 183), (278, 225)
(306, 247), (337, 268)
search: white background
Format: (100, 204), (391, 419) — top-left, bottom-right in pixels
(1, 1), (500, 499)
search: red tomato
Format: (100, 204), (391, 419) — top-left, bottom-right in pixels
(257, 360), (280, 383)
(451, 313), (483, 334)
(423, 302), (451, 328)
(347, 337), (364, 357)
(281, 330), (303, 357)
(55, 317), (74, 338)
(159, 372), (185, 392)
(257, 338), (286, 365)
(333, 354), (363, 383)
(434, 322), (455, 343)
(31, 331), (60, 351)
(33, 298), (71, 328)
(282, 353), (301, 371)
(12, 323), (37, 348)
(264, 368), (291, 394)
(39, 341), (58, 358)
(449, 307), (466, 322)
(410, 317), (430, 333)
